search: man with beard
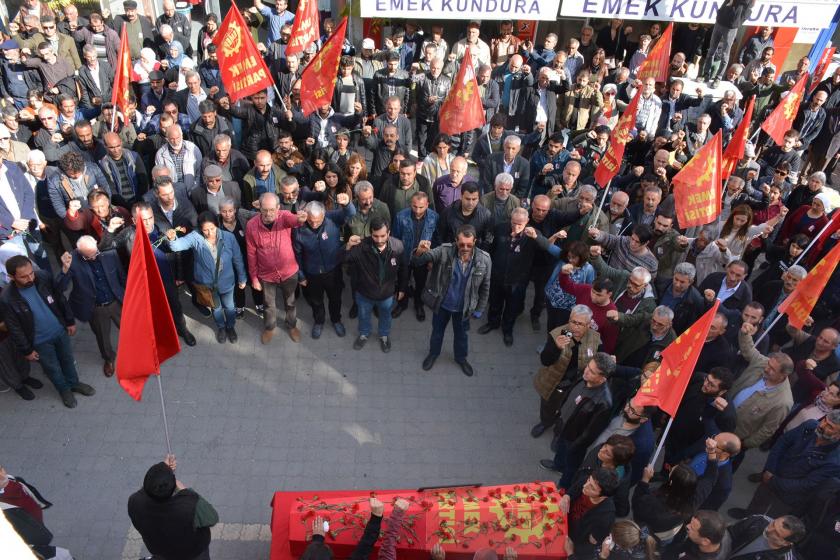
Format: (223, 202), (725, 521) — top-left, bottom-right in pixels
(190, 100), (233, 157)
(528, 132), (571, 199)
(344, 181), (390, 240)
(588, 400), (656, 485)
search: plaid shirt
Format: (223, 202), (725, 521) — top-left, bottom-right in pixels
(168, 143), (186, 183)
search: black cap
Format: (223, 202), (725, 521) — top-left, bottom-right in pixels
(123, 0), (138, 8)
(149, 70), (165, 81)
(142, 463), (176, 501)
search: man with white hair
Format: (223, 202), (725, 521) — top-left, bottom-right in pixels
(58, 235), (125, 377)
(154, 125), (202, 194)
(614, 304), (675, 368)
(480, 135), (530, 197)
(155, 0), (191, 52)
(480, 173), (520, 224)
(0, 123), (29, 163)
(172, 71), (208, 127)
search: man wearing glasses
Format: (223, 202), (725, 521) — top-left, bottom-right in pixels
(15, 15), (80, 70)
(32, 106), (71, 164)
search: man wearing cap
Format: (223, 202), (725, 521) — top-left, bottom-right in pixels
(0, 40), (43, 110)
(190, 164), (242, 215)
(128, 456), (218, 560)
(109, 1), (154, 60)
(140, 70), (173, 116)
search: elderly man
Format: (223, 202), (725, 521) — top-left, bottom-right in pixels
(190, 165), (241, 215)
(63, 190), (130, 242)
(154, 125), (202, 194)
(77, 44), (112, 114)
(413, 224), (491, 376)
(343, 181), (391, 240)
(532, 304), (602, 438)
(432, 156), (474, 211)
(479, 208), (560, 346)
(628, 77), (662, 136)
(293, 196), (355, 339)
(243, 150), (284, 209)
(155, 0), (191, 49)
(615, 304), (675, 370)
(109, 0), (154, 59)
(490, 54), (533, 129)
(149, 176), (197, 239)
(481, 133), (530, 198)
(246, 192), (307, 344)
(605, 191), (633, 237)
(785, 322), (840, 402)
(480, 173), (520, 224)
(785, 171), (826, 213)
(547, 160), (583, 204)
(200, 134), (248, 197)
(172, 71), (208, 127)
(32, 106), (71, 164)
(46, 150), (110, 219)
(0, 145), (38, 239)
(98, 131), (148, 207)
(392, 192), (439, 322)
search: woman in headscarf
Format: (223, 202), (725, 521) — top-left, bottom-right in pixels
(133, 48), (161, 99)
(161, 40), (186, 85)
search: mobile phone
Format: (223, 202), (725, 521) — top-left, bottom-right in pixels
(604, 534), (614, 550)
(323, 521), (330, 532)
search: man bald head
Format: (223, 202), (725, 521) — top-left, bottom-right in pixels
(254, 150), (273, 179)
(507, 54), (523, 73)
(449, 156), (469, 187)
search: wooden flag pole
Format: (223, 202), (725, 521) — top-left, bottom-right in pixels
(156, 374), (172, 455)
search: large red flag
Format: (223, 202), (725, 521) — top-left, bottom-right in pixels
(438, 46), (486, 136)
(722, 95), (755, 180)
(111, 23), (133, 121)
(633, 301), (721, 416)
(116, 215), (181, 400)
(636, 23), (673, 84)
(810, 47), (836, 94)
(285, 0), (319, 57)
(672, 131), (723, 228)
(777, 240), (840, 330)
(213, 4), (274, 103)
(299, 18), (347, 116)
(593, 89), (642, 187)
(761, 73), (808, 146)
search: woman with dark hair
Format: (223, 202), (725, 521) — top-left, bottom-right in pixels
(589, 48), (610, 86)
(596, 18), (631, 65)
(632, 438), (719, 544)
(195, 14), (219, 64)
(322, 163), (352, 211)
(421, 133), (455, 186)
(561, 467), (620, 558)
(569, 434), (636, 517)
(545, 240), (593, 331)
(168, 211), (247, 344)
(304, 148), (330, 189)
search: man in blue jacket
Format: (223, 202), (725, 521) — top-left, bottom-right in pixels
(58, 235), (125, 377)
(293, 195), (355, 340)
(391, 192), (438, 322)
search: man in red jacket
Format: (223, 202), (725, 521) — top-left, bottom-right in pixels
(246, 192), (307, 344)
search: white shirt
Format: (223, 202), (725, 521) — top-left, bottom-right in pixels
(535, 87), (548, 124)
(88, 62), (102, 92)
(717, 278), (740, 303)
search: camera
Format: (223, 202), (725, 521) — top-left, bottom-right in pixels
(561, 329), (573, 338)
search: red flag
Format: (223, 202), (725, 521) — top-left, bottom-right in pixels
(636, 23), (673, 83)
(116, 215), (181, 400)
(633, 301), (721, 416)
(672, 131), (723, 228)
(593, 89), (642, 187)
(810, 47), (836, 94)
(778, 240), (840, 330)
(285, 0), (319, 57)
(213, 4), (274, 103)
(761, 73), (808, 146)
(721, 95), (755, 180)
(438, 46), (486, 136)
(299, 18), (347, 116)
(111, 23), (133, 119)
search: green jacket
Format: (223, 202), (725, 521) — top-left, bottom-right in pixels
(343, 199), (391, 239)
(590, 253), (656, 329)
(480, 192), (520, 222)
(650, 229), (684, 282)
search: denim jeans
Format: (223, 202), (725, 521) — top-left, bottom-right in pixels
(212, 289), (236, 329)
(429, 308), (469, 362)
(355, 293), (393, 337)
(34, 331), (79, 393)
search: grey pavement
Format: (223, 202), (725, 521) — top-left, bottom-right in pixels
(0, 287), (765, 559)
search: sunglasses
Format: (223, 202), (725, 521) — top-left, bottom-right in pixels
(774, 170), (788, 176)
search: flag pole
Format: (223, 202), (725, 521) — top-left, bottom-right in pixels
(110, 108), (117, 132)
(791, 219), (835, 267)
(272, 84), (289, 112)
(156, 374), (173, 455)
(649, 416), (675, 467)
(589, 180), (612, 228)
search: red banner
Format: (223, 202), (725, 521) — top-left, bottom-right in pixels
(778, 240), (840, 330)
(285, 0), (320, 57)
(633, 301), (720, 416)
(593, 89), (642, 187)
(438, 46), (486, 136)
(722, 96), (755, 180)
(810, 47), (837, 94)
(761, 72), (808, 147)
(673, 131), (723, 228)
(111, 23), (133, 119)
(270, 484), (568, 560)
(213, 5), (274, 103)
(636, 23), (672, 84)
(299, 17), (347, 116)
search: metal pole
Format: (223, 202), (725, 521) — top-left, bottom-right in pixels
(649, 416), (675, 467)
(791, 219), (834, 268)
(273, 84), (289, 112)
(589, 180), (612, 229)
(156, 374), (173, 456)
(752, 312), (786, 347)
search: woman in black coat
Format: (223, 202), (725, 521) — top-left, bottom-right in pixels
(561, 467), (619, 559)
(568, 435), (636, 518)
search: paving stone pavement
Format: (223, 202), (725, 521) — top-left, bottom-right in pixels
(1, 288), (764, 559)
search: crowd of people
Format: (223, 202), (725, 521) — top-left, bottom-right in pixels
(1, 0), (840, 558)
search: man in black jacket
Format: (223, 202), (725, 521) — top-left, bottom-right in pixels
(661, 262), (706, 335)
(128, 455), (218, 560)
(700, 259), (753, 312)
(478, 208), (560, 346)
(700, 0), (755, 87)
(479, 135), (530, 197)
(217, 90), (281, 162)
(726, 514), (805, 560)
(189, 100), (233, 157)
(437, 183), (494, 251)
(0, 255), (94, 408)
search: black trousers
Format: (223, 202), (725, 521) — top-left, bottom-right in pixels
(302, 267), (343, 325)
(395, 264), (429, 310)
(539, 388), (567, 426)
(233, 283), (264, 309)
(487, 280), (527, 335)
(416, 120), (439, 159)
(529, 265), (552, 319)
(163, 278), (188, 334)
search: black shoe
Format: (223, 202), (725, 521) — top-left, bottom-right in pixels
(14, 386), (35, 400)
(180, 330), (197, 346)
(457, 360), (474, 377)
(216, 329), (226, 343)
(530, 316), (540, 332)
(235, 307), (245, 319)
(71, 382), (96, 396)
(477, 323), (497, 335)
(727, 507), (749, 520)
(503, 333), (514, 346)
(422, 354), (437, 371)
(353, 335), (368, 350)
(747, 473), (763, 483)
(226, 328), (238, 343)
(60, 389), (77, 408)
(538, 459), (560, 472)
(391, 303), (406, 318)
(530, 422), (547, 438)
(380, 336), (391, 353)
(22, 377), (43, 389)
(415, 306), (425, 321)
(195, 303), (211, 317)
(349, 303), (358, 319)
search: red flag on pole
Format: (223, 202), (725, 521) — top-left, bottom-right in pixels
(116, 216), (181, 401)
(672, 131), (723, 228)
(778, 240), (840, 330)
(213, 4), (274, 103)
(636, 23), (673, 84)
(593, 89), (642, 187)
(299, 17), (347, 117)
(633, 301), (721, 416)
(722, 96), (755, 180)
(761, 73), (808, 146)
(810, 47), (836, 94)
(438, 46), (486, 136)
(285, 0), (320, 57)
(111, 23), (133, 119)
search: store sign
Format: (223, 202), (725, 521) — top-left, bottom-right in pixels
(560, 0), (837, 28)
(361, 0), (561, 21)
